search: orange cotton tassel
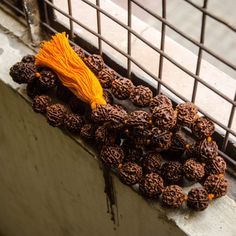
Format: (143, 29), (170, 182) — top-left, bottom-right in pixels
(35, 32), (106, 109)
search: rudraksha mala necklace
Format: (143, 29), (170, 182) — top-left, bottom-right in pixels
(9, 33), (229, 212)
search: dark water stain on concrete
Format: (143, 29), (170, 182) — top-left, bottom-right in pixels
(102, 166), (119, 226)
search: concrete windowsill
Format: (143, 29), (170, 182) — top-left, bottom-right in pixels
(0, 3), (236, 236)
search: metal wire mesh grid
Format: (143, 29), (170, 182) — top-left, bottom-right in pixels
(1, 0), (236, 165)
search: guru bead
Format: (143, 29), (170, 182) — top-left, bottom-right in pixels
(139, 173), (164, 199)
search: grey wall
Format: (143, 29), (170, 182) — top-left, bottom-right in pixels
(0, 82), (186, 236)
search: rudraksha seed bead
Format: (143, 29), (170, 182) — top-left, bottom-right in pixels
(84, 54), (104, 75)
(91, 104), (113, 123)
(36, 68), (58, 91)
(139, 173), (164, 199)
(187, 187), (209, 211)
(161, 161), (183, 184)
(192, 116), (215, 140)
(205, 156), (227, 176)
(64, 113), (83, 133)
(121, 140), (143, 163)
(80, 123), (97, 140)
(46, 104), (67, 127)
(100, 145), (124, 168)
(130, 85), (153, 107)
(111, 77), (134, 100)
(176, 102), (198, 127)
(26, 80), (43, 99)
(119, 162), (142, 185)
(10, 62), (36, 84)
(132, 129), (152, 148)
(71, 45), (85, 59)
(183, 159), (205, 181)
(68, 96), (86, 115)
(142, 151), (162, 173)
(32, 95), (51, 113)
(98, 67), (118, 88)
(56, 82), (74, 102)
(103, 89), (113, 104)
(127, 110), (151, 128)
(161, 185), (185, 208)
(195, 137), (218, 162)
(152, 105), (177, 130)
(169, 131), (188, 154)
(149, 94), (172, 113)
(151, 127), (172, 150)
(21, 54), (35, 63)
(95, 125), (116, 144)
(204, 174), (228, 198)
(109, 106), (128, 129)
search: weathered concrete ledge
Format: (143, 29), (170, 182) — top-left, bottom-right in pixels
(0, 5), (236, 236)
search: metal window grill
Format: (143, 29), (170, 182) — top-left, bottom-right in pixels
(1, 0), (236, 168)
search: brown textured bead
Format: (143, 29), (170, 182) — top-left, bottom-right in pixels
(111, 77), (134, 100)
(109, 105), (128, 129)
(26, 80), (43, 99)
(149, 94), (172, 113)
(64, 113), (83, 133)
(142, 151), (162, 173)
(204, 174), (228, 198)
(80, 123), (97, 140)
(100, 145), (124, 168)
(56, 82), (74, 102)
(121, 140), (143, 163)
(152, 105), (177, 130)
(183, 159), (205, 181)
(21, 54), (35, 63)
(130, 85), (153, 107)
(32, 95), (51, 113)
(139, 173), (164, 199)
(132, 128), (152, 148)
(95, 125), (116, 144)
(161, 161), (183, 183)
(46, 104), (67, 127)
(71, 45), (85, 59)
(205, 156), (227, 176)
(151, 127), (172, 150)
(91, 104), (113, 123)
(195, 138), (218, 162)
(68, 96), (86, 115)
(119, 162), (142, 185)
(187, 188), (209, 211)
(169, 131), (188, 154)
(176, 102), (198, 127)
(162, 185), (185, 208)
(192, 116), (215, 140)
(36, 68), (58, 91)
(10, 62), (36, 84)
(98, 68), (118, 88)
(103, 89), (113, 104)
(84, 54), (104, 74)
(127, 110), (151, 128)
